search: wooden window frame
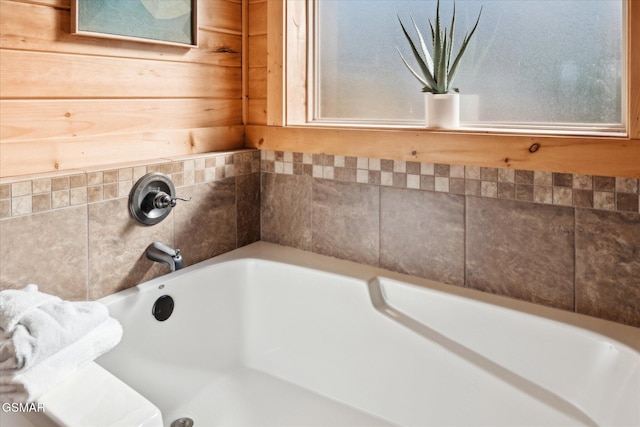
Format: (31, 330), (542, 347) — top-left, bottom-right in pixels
(246, 0), (640, 179)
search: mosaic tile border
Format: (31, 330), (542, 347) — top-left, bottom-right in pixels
(261, 150), (640, 214)
(0, 150), (260, 219)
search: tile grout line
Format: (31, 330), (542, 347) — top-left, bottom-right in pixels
(573, 208), (578, 314)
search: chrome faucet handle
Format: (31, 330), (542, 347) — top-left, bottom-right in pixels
(152, 192), (191, 209)
(170, 196), (192, 207)
(152, 192), (172, 209)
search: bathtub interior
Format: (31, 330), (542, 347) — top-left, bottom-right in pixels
(96, 243), (640, 427)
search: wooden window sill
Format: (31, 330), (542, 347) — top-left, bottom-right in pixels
(245, 124), (640, 179)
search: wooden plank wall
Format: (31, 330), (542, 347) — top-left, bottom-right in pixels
(0, 0), (244, 178)
(247, 0), (267, 125)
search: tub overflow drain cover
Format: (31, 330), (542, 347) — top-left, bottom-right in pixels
(171, 418), (194, 427)
(152, 295), (174, 321)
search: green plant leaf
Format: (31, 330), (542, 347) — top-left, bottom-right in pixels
(447, 2), (456, 73)
(397, 15), (437, 89)
(447, 6), (483, 89)
(409, 12), (433, 76)
(396, 47), (429, 88)
(433, 1), (442, 87)
(437, 33), (448, 92)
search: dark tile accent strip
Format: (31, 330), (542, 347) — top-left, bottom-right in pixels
(260, 150), (640, 214)
(1, 150), (260, 219)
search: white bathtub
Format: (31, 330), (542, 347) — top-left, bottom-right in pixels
(93, 241), (639, 427)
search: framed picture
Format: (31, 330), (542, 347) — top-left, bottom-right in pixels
(71, 0), (198, 48)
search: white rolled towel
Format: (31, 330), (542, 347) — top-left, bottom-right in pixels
(0, 317), (123, 403)
(0, 285), (114, 372)
(0, 285), (123, 402)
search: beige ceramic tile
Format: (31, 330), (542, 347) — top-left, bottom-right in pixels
(421, 162), (435, 175)
(0, 206), (88, 300)
(481, 181), (497, 198)
(450, 165), (465, 178)
(573, 174), (593, 190)
(69, 174), (87, 188)
(498, 169), (515, 183)
(175, 179), (237, 266)
(11, 196), (32, 216)
(70, 187), (87, 205)
(87, 186), (103, 203)
(0, 185), (11, 199)
(594, 191), (615, 210)
(87, 172), (103, 186)
(261, 173), (312, 251)
(534, 186), (553, 204)
(0, 200), (11, 218)
(467, 197), (575, 310)
(88, 198), (173, 299)
(534, 171), (553, 186)
(12, 182), (31, 197)
(576, 209), (640, 327)
(312, 179), (379, 266)
(51, 190), (70, 209)
(32, 194), (51, 212)
(553, 187), (573, 206)
(616, 177), (638, 194)
(381, 188), (465, 286)
(237, 173), (261, 247)
(435, 176), (449, 192)
(32, 179), (52, 194)
(464, 165), (480, 180)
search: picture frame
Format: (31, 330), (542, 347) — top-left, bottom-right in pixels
(71, 0), (198, 48)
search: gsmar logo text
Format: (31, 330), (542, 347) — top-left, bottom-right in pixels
(2, 402), (45, 413)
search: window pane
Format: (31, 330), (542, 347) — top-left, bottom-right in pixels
(316, 0), (624, 127)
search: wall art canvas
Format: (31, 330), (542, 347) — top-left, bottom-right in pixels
(71, 0), (197, 47)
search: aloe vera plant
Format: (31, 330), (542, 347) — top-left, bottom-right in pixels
(397, 0), (482, 94)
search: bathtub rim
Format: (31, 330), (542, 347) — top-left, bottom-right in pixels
(98, 241), (640, 352)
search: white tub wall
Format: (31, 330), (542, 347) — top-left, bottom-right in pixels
(95, 246), (640, 426)
(261, 151), (640, 328)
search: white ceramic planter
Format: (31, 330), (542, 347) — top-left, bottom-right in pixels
(425, 92), (460, 129)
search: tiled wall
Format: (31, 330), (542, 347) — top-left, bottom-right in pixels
(0, 150), (260, 301)
(2, 146), (638, 328)
(261, 150), (640, 328)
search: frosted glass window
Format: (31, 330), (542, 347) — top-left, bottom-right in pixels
(315, 0), (624, 129)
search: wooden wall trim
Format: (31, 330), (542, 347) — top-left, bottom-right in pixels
(630, 0), (640, 139)
(246, 125), (640, 179)
(266, 0), (283, 126)
(242, 0), (249, 124)
(2, 126), (245, 177)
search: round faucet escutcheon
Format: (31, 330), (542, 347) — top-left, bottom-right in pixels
(129, 172), (190, 226)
